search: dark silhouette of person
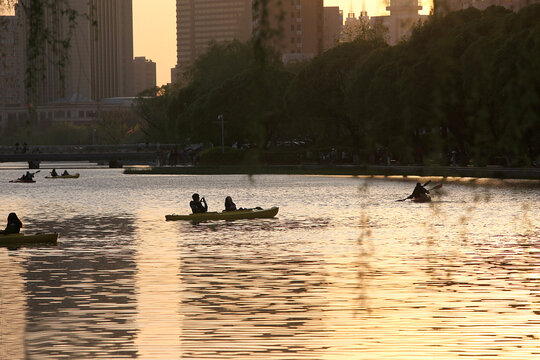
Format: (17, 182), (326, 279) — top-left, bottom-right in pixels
(224, 196), (237, 211)
(51, 168), (59, 177)
(20, 171), (34, 181)
(407, 182), (429, 200)
(190, 193), (208, 214)
(1, 213), (23, 234)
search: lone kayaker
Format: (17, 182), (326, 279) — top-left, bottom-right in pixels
(0, 213), (23, 234)
(190, 193), (208, 214)
(407, 182), (429, 200)
(51, 168), (59, 177)
(224, 196), (237, 211)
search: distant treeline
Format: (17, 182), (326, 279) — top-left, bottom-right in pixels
(136, 5), (539, 167)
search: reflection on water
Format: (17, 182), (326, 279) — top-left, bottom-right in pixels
(0, 170), (538, 359)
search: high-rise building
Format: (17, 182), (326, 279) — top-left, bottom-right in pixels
(323, 7), (343, 51)
(89, 0), (133, 101)
(173, 0), (325, 81)
(173, 0), (252, 81)
(17, 0), (134, 104)
(264, 0), (324, 63)
(0, 15), (25, 106)
(132, 57), (156, 95)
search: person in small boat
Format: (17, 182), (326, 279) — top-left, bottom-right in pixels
(224, 196), (237, 211)
(19, 171), (34, 181)
(50, 168), (59, 177)
(0, 212), (23, 234)
(61, 170), (70, 176)
(190, 193), (208, 214)
(407, 182), (429, 200)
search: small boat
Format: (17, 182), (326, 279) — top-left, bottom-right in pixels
(45, 173), (80, 179)
(166, 207), (279, 221)
(0, 233), (59, 246)
(412, 195), (431, 203)
(9, 179), (36, 183)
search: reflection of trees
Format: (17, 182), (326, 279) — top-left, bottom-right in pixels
(20, 215), (138, 358)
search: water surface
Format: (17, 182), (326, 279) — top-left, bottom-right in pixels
(1, 170), (538, 359)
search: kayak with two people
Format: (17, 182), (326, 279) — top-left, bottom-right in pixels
(10, 170), (40, 183)
(45, 169), (80, 179)
(165, 194), (277, 221)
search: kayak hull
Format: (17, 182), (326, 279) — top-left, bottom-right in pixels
(0, 233), (59, 245)
(9, 179), (36, 183)
(412, 195), (431, 203)
(45, 173), (80, 179)
(166, 207), (279, 221)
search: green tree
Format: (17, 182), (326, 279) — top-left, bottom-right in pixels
(286, 39), (386, 163)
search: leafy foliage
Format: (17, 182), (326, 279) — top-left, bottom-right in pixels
(133, 5), (539, 167)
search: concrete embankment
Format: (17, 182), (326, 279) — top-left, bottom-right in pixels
(124, 164), (540, 186)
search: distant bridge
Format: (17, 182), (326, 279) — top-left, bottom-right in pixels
(0, 144), (183, 168)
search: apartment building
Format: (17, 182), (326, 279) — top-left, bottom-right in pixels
(263, 0), (324, 62)
(174, 0), (252, 80)
(132, 57), (156, 95)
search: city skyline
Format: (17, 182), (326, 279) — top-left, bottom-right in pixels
(2, 1), (434, 88)
(134, 0), (433, 87)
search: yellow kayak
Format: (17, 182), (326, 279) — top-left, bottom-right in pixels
(45, 173), (80, 179)
(166, 207), (279, 221)
(0, 233), (59, 245)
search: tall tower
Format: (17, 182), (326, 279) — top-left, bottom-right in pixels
(0, 14), (25, 106)
(19, 0), (133, 104)
(323, 7), (343, 51)
(263, 0), (324, 63)
(174, 0), (252, 80)
(90, 0), (133, 101)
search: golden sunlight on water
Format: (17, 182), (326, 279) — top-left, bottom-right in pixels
(0, 253), (25, 360)
(134, 210), (183, 358)
(0, 170), (538, 359)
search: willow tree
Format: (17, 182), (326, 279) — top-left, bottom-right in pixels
(0, 0), (94, 98)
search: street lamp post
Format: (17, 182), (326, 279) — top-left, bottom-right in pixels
(218, 114), (224, 153)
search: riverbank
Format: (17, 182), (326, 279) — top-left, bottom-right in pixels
(124, 164), (540, 186)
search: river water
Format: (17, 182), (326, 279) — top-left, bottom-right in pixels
(1, 170), (538, 359)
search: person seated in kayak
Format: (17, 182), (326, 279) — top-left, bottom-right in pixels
(61, 170), (70, 176)
(19, 171), (33, 181)
(190, 193), (208, 214)
(50, 168), (59, 177)
(0, 212), (23, 234)
(407, 182), (429, 200)
(224, 196), (237, 211)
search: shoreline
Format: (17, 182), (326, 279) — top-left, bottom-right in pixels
(124, 164), (540, 187)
